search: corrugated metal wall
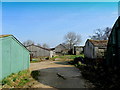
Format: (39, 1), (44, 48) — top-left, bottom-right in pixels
(117, 20), (120, 67)
(27, 45), (50, 57)
(106, 17), (120, 69)
(0, 36), (30, 80)
(0, 39), (2, 81)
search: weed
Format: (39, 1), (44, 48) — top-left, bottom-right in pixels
(2, 69), (33, 88)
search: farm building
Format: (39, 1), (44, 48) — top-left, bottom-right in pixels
(84, 39), (108, 59)
(0, 35), (30, 80)
(74, 46), (84, 55)
(106, 16), (120, 69)
(26, 44), (55, 58)
(55, 44), (69, 55)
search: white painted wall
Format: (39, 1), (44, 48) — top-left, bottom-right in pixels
(84, 41), (95, 59)
(84, 40), (107, 59)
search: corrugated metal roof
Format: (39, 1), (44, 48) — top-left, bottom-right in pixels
(26, 44), (51, 51)
(55, 44), (69, 50)
(88, 39), (108, 47)
(0, 34), (12, 38)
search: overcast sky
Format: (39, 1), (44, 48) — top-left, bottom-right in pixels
(2, 2), (119, 47)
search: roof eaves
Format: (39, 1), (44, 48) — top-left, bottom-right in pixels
(0, 34), (12, 38)
(26, 44), (51, 51)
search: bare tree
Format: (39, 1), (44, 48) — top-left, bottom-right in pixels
(90, 27), (112, 40)
(23, 40), (34, 46)
(90, 29), (104, 40)
(103, 27), (112, 40)
(42, 43), (49, 48)
(37, 43), (41, 46)
(64, 32), (81, 54)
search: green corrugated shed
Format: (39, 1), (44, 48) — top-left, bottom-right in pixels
(0, 35), (30, 80)
(106, 16), (120, 69)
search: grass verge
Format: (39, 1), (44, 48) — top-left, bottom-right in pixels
(2, 70), (33, 88)
(30, 57), (50, 63)
(51, 54), (84, 61)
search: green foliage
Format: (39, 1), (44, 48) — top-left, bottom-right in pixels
(2, 78), (11, 86)
(31, 70), (40, 80)
(18, 70), (28, 76)
(51, 54), (84, 61)
(18, 77), (30, 87)
(67, 54), (84, 59)
(73, 57), (120, 88)
(30, 60), (40, 63)
(52, 56), (65, 59)
(30, 57), (49, 63)
(30, 58), (42, 63)
(12, 77), (17, 82)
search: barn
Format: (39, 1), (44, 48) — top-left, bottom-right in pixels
(26, 44), (55, 58)
(84, 39), (108, 59)
(0, 35), (30, 80)
(55, 44), (69, 55)
(106, 16), (120, 69)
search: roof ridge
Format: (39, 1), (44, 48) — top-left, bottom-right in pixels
(26, 44), (51, 51)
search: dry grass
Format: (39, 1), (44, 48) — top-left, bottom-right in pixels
(2, 70), (34, 88)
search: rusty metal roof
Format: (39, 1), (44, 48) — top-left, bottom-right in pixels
(88, 39), (108, 47)
(74, 46), (84, 48)
(0, 34), (12, 38)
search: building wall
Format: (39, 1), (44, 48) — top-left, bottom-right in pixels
(27, 45), (50, 57)
(106, 17), (120, 68)
(55, 45), (68, 55)
(0, 39), (2, 81)
(50, 51), (55, 58)
(74, 47), (83, 55)
(0, 36), (30, 80)
(97, 48), (107, 58)
(84, 40), (107, 59)
(118, 23), (120, 66)
(84, 41), (96, 59)
(55, 45), (66, 53)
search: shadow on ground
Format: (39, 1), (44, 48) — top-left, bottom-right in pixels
(54, 61), (70, 65)
(31, 66), (86, 88)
